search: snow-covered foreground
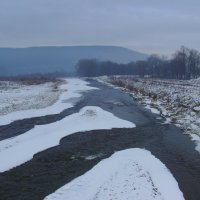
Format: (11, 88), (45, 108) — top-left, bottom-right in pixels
(0, 78), (96, 126)
(100, 76), (200, 153)
(44, 148), (184, 200)
(0, 106), (135, 172)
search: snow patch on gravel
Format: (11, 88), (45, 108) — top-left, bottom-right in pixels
(44, 148), (184, 200)
(0, 106), (135, 172)
(84, 153), (105, 160)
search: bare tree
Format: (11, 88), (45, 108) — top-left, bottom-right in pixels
(188, 49), (200, 78)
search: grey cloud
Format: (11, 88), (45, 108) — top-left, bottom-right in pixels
(0, 0), (200, 55)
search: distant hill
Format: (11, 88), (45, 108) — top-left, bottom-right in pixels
(0, 46), (148, 76)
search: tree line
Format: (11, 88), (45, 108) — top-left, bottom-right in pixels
(76, 46), (200, 79)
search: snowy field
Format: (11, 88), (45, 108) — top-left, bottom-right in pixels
(0, 106), (135, 172)
(99, 76), (200, 153)
(44, 148), (184, 200)
(0, 78), (96, 125)
(0, 80), (61, 115)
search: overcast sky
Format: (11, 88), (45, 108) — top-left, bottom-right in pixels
(0, 0), (200, 56)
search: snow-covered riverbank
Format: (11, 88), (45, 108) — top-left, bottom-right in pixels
(44, 148), (184, 200)
(98, 76), (200, 153)
(0, 78), (96, 125)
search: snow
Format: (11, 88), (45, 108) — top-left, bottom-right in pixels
(0, 78), (97, 126)
(44, 148), (184, 200)
(0, 81), (60, 115)
(0, 106), (135, 172)
(102, 76), (200, 154)
(84, 153), (104, 160)
(190, 134), (200, 153)
(162, 117), (172, 124)
(145, 105), (160, 115)
(189, 77), (200, 85)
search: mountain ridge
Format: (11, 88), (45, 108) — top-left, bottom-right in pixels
(0, 45), (148, 76)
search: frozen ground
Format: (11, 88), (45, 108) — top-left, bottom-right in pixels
(44, 148), (184, 200)
(99, 76), (200, 153)
(0, 78), (96, 126)
(0, 80), (60, 115)
(0, 106), (135, 172)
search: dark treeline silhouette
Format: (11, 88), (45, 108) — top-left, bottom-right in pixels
(76, 46), (200, 79)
